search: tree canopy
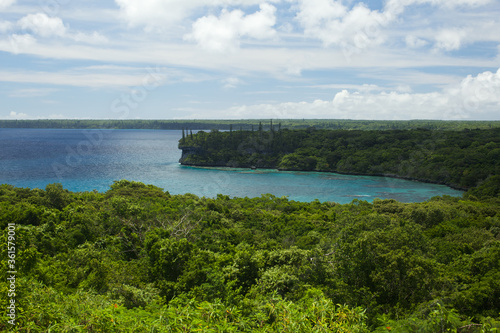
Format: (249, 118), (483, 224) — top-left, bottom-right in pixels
(1, 180), (499, 331)
(179, 127), (500, 190)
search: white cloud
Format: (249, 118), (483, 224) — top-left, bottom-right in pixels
(8, 111), (29, 119)
(428, 0), (492, 7)
(385, 0), (492, 17)
(0, 0), (16, 9)
(8, 33), (36, 54)
(295, 0), (390, 49)
(0, 68), (168, 88)
(16, 13), (108, 44)
(223, 77), (243, 89)
(115, 0), (198, 28)
(18, 13), (67, 38)
(406, 35), (428, 49)
(194, 68), (500, 120)
(295, 0), (494, 52)
(115, 0), (280, 30)
(458, 68), (500, 112)
(307, 83), (384, 91)
(443, 20), (500, 49)
(434, 29), (466, 51)
(68, 31), (108, 44)
(0, 20), (13, 33)
(185, 3), (276, 52)
(401, 20), (500, 53)
(295, 0), (347, 25)
(381, 1), (500, 54)
(0, 33), (496, 80)
(1, 111), (66, 120)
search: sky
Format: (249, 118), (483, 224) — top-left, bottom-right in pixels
(0, 0), (499, 120)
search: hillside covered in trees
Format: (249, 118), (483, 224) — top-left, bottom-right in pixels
(1, 179), (500, 332)
(179, 127), (500, 190)
(2, 125), (500, 331)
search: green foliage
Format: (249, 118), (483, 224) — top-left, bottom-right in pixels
(179, 128), (500, 190)
(1, 183), (500, 331)
(465, 175), (500, 200)
(2, 119), (500, 131)
(44, 183), (73, 210)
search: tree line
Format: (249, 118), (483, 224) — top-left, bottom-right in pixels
(2, 119), (500, 131)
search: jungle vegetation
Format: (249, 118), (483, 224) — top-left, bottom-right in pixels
(179, 127), (500, 190)
(1, 125), (500, 332)
(1, 178), (500, 332)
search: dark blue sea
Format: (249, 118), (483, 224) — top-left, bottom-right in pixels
(0, 128), (463, 203)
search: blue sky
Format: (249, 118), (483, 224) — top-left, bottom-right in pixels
(0, 0), (499, 120)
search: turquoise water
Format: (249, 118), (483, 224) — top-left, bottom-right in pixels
(0, 128), (463, 203)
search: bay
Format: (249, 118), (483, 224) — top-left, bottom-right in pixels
(0, 128), (463, 203)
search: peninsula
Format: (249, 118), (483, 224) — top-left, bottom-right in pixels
(179, 126), (500, 191)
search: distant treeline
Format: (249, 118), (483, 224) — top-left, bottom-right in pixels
(179, 127), (500, 190)
(1, 119), (500, 131)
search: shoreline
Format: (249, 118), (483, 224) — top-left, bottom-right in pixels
(179, 162), (467, 193)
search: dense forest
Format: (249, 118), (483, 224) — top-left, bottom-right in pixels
(1, 119), (500, 131)
(1, 179), (500, 332)
(2, 125), (500, 331)
(179, 127), (500, 190)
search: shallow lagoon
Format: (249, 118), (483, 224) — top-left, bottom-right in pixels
(0, 128), (463, 203)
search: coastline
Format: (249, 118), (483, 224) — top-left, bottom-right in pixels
(179, 160), (467, 192)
